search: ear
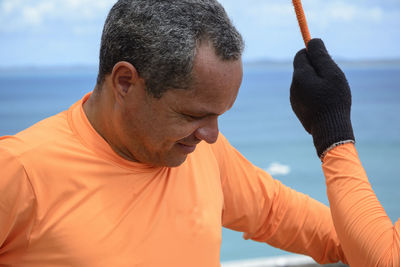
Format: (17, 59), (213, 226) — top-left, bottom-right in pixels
(110, 61), (144, 98)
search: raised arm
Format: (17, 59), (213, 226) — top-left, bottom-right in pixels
(323, 143), (400, 266)
(290, 38), (400, 266)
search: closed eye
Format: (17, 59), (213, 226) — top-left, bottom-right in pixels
(184, 114), (205, 121)
(181, 110), (220, 121)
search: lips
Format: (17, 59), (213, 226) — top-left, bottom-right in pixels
(177, 143), (198, 154)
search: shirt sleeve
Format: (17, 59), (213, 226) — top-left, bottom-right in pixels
(211, 135), (347, 264)
(322, 143), (400, 267)
(0, 146), (36, 260)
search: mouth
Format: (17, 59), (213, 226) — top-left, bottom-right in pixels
(176, 142), (198, 154)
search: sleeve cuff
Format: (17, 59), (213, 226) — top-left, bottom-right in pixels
(319, 140), (355, 161)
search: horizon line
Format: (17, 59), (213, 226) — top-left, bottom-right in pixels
(1, 58), (400, 71)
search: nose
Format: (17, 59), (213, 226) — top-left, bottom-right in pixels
(194, 117), (219, 144)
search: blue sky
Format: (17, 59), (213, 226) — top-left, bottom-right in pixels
(0, 0), (399, 67)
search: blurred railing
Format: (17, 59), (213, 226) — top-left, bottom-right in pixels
(222, 255), (348, 267)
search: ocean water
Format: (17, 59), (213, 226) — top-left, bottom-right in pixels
(1, 62), (399, 262)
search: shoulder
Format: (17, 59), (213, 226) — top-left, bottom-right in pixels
(0, 111), (72, 158)
(0, 146), (36, 250)
(209, 133), (231, 155)
(0, 145), (35, 203)
(209, 133), (246, 164)
(201, 133), (251, 172)
(192, 133), (232, 163)
(185, 134), (233, 170)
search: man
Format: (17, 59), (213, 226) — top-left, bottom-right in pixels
(0, 0), (346, 266)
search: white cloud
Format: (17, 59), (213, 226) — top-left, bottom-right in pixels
(0, 0), (116, 32)
(220, 0), (386, 28)
(327, 2), (383, 22)
(244, 3), (294, 27)
(21, 2), (55, 26)
(0, 0), (399, 65)
(304, 1), (385, 26)
(2, 0), (18, 14)
(367, 7), (384, 21)
(65, 0), (82, 9)
(330, 4), (357, 21)
(219, 0), (296, 28)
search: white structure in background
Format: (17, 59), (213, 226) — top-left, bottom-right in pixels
(222, 255), (316, 267)
(265, 162), (291, 176)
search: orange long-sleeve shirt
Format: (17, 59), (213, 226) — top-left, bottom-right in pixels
(0, 93), (346, 266)
(323, 143), (400, 267)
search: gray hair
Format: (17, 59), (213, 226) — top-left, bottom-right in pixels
(97, 0), (244, 98)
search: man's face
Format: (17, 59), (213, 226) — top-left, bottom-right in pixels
(117, 44), (243, 167)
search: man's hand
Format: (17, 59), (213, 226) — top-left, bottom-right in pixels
(290, 38), (355, 158)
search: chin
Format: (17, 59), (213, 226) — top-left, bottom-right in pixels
(162, 155), (188, 168)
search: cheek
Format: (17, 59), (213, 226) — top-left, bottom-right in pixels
(117, 107), (152, 146)
(161, 120), (199, 144)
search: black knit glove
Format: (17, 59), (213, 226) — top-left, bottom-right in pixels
(290, 38), (355, 158)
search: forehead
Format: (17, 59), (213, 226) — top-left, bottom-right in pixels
(172, 43), (243, 114)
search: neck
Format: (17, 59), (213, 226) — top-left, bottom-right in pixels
(83, 85), (138, 162)
(83, 86), (105, 135)
(83, 85), (115, 149)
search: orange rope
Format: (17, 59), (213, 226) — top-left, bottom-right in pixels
(292, 0), (311, 47)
